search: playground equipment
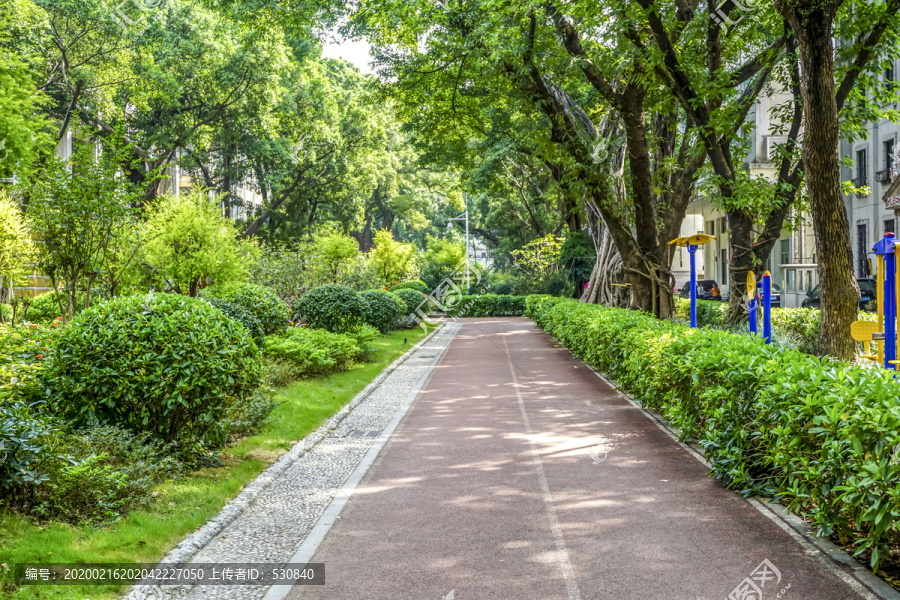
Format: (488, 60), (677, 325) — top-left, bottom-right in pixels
(747, 271), (758, 337)
(851, 232), (895, 369)
(762, 271), (773, 343)
(669, 233), (716, 328)
(747, 270), (773, 344)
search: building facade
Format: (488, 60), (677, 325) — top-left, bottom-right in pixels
(842, 58), (900, 277)
(684, 88), (818, 306)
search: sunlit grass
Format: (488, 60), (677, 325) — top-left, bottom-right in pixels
(0, 325), (434, 599)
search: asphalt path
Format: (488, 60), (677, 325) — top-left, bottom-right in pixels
(287, 317), (881, 600)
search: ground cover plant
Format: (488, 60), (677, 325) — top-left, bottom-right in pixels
(264, 327), (363, 377)
(527, 295), (900, 571)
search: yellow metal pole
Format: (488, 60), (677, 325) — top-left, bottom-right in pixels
(879, 255), (885, 364)
(895, 251), (900, 365)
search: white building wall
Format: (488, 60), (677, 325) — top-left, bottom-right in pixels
(684, 86), (816, 304)
(842, 65), (900, 279)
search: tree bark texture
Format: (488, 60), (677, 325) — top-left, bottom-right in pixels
(776, 0), (859, 359)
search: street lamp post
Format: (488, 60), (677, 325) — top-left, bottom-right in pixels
(447, 193), (470, 294)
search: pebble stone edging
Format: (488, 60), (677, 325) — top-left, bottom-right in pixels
(123, 322), (450, 600)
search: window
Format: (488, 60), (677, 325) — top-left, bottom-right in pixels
(706, 220), (715, 236)
(886, 218), (896, 235)
(857, 223), (869, 276)
(886, 139), (896, 172)
(857, 148), (868, 186)
(887, 63), (895, 91)
(780, 238), (791, 266)
(719, 217), (727, 235)
(721, 249), (728, 285)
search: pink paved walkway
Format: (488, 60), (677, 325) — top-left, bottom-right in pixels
(287, 318), (881, 600)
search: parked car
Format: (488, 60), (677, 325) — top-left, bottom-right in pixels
(801, 277), (877, 310)
(677, 279), (723, 301)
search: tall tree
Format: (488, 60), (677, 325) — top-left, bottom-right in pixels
(771, 0), (900, 358)
(355, 0), (710, 316)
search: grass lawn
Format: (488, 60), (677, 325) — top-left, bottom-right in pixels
(0, 325), (435, 599)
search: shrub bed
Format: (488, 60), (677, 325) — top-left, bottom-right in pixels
(528, 295), (900, 569)
(264, 327), (362, 377)
(203, 297), (265, 344)
(46, 293), (262, 445)
(446, 294), (527, 317)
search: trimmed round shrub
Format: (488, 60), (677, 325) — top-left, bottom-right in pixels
(391, 280), (428, 293)
(47, 293), (262, 444)
(203, 297), (265, 344)
(394, 288), (427, 316)
(359, 290), (405, 333)
(295, 284), (364, 333)
(209, 283), (289, 335)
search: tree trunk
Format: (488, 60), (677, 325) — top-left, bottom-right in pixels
(724, 211), (755, 324)
(778, 2), (858, 359)
(350, 212), (374, 252)
(580, 202), (627, 306)
(223, 150), (232, 219)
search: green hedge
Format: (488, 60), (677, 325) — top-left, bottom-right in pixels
(446, 294), (526, 317)
(394, 288), (426, 316)
(528, 295), (900, 569)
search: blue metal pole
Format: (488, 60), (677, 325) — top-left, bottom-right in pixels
(885, 238), (897, 370)
(689, 244), (698, 328)
(749, 295), (757, 337)
(763, 271), (772, 344)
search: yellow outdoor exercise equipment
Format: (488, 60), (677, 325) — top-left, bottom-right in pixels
(669, 233), (716, 328)
(668, 233), (716, 248)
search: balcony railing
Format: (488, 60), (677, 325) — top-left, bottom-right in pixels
(876, 169), (896, 184)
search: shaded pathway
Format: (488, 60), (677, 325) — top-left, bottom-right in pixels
(285, 317), (889, 600)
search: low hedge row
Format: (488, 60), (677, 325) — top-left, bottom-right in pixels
(446, 294), (526, 317)
(527, 295), (900, 569)
(673, 297), (876, 355)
